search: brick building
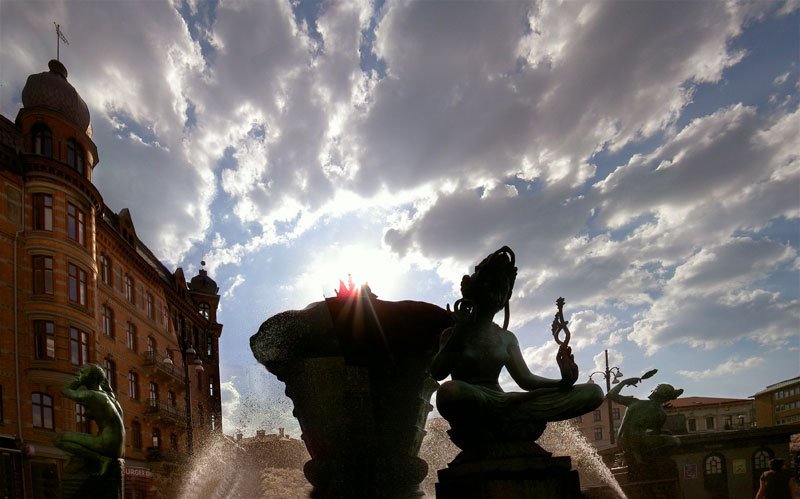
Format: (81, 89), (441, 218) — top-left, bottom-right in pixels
(0, 59), (223, 498)
(753, 376), (800, 427)
(571, 400), (627, 451)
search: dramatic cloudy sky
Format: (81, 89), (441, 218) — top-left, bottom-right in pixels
(1, 0), (798, 436)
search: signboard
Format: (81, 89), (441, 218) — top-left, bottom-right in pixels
(125, 467), (153, 479)
(684, 463), (697, 480)
(733, 459), (747, 475)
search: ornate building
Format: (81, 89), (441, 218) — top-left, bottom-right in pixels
(0, 60), (223, 498)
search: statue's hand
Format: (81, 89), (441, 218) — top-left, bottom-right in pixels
(557, 344), (579, 386)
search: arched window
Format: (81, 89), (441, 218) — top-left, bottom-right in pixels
(705, 454), (725, 475)
(752, 448), (773, 471)
(66, 139), (85, 174)
(32, 124), (52, 157)
(199, 302), (210, 319)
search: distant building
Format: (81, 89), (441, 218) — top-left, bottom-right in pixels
(666, 397), (755, 434)
(234, 428), (309, 470)
(0, 60), (223, 497)
(752, 376), (800, 427)
(571, 401), (627, 450)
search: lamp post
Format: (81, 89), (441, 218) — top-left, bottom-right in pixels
(176, 316), (204, 455)
(588, 349), (623, 446)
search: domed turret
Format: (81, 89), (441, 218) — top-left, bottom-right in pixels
(21, 60), (90, 133)
(189, 261), (219, 295)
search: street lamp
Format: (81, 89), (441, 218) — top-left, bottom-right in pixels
(588, 349), (623, 445)
(177, 318), (203, 455)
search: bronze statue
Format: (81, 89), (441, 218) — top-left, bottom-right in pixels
(607, 369), (683, 476)
(431, 246), (604, 451)
(56, 364), (125, 498)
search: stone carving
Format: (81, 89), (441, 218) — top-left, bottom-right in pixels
(56, 364), (125, 499)
(431, 246), (604, 453)
(606, 369), (683, 479)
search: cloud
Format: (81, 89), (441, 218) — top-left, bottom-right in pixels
(219, 377), (241, 423)
(677, 356), (765, 378)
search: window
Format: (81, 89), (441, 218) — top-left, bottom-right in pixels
(124, 275), (134, 303)
(207, 333), (213, 357)
(76, 403), (90, 433)
(170, 433), (178, 450)
(146, 336), (156, 354)
(33, 193), (53, 230)
(704, 454), (724, 475)
(32, 393), (54, 429)
(152, 428), (161, 449)
(688, 418), (697, 431)
(66, 139), (85, 174)
(33, 255), (54, 295)
(738, 415), (745, 427)
(612, 407), (620, 420)
(724, 415), (732, 429)
(103, 359), (117, 393)
(102, 306), (115, 338)
(127, 323), (137, 352)
(100, 255), (112, 286)
(33, 320), (55, 360)
(68, 263), (87, 306)
(211, 413), (217, 431)
(593, 409), (602, 422)
(69, 327), (89, 365)
(209, 382), (214, 397)
(32, 124), (52, 157)
(131, 421), (142, 449)
(593, 427), (603, 441)
(149, 382), (159, 403)
(167, 391), (176, 407)
(706, 416), (715, 430)
(146, 293), (154, 319)
(199, 302), (210, 319)
(67, 203), (85, 245)
(753, 449), (773, 471)
(128, 371), (139, 400)
(6, 185), (22, 224)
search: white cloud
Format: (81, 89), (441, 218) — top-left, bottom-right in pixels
(677, 356), (765, 378)
(774, 71), (791, 86)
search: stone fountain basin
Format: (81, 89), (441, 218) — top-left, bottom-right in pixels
(250, 295), (451, 498)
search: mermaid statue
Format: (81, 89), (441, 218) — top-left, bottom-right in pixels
(431, 246), (604, 453)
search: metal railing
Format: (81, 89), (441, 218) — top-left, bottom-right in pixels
(144, 399), (187, 427)
(141, 351), (186, 385)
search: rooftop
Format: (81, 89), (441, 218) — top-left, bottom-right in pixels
(752, 376), (800, 397)
(667, 396), (752, 408)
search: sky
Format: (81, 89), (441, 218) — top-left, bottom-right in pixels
(1, 0), (798, 437)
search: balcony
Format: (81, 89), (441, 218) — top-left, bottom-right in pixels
(144, 399), (187, 428)
(141, 351), (186, 386)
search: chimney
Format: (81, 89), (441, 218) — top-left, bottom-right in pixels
(278, 427), (285, 438)
(236, 432), (242, 442)
(256, 430), (266, 438)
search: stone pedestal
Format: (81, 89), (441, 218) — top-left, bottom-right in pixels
(436, 449), (582, 499)
(61, 457), (124, 499)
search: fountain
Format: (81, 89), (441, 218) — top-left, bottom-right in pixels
(250, 284), (451, 497)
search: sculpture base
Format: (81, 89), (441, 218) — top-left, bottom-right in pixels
(436, 451), (582, 499)
(61, 457), (124, 499)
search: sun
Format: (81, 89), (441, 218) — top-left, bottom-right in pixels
(315, 244), (405, 299)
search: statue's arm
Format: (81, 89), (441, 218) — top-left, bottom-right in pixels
(506, 335), (563, 390)
(430, 327), (455, 381)
(62, 385), (95, 403)
(606, 377), (638, 406)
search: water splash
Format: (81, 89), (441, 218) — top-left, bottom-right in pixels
(419, 418), (626, 499)
(539, 421), (627, 499)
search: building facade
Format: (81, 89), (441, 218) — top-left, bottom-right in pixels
(665, 397), (755, 434)
(0, 60), (223, 498)
(571, 400), (627, 451)
(753, 376), (800, 427)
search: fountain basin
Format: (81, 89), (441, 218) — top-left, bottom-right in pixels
(250, 293), (451, 498)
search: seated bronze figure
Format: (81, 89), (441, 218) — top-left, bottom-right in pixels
(431, 247), (604, 450)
